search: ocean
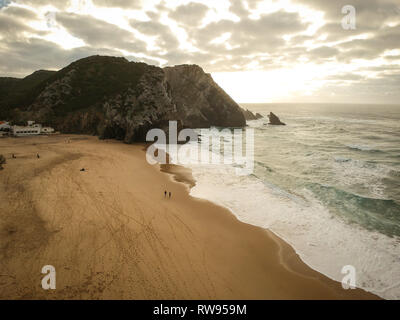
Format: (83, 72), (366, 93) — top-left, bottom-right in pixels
(183, 103), (400, 299)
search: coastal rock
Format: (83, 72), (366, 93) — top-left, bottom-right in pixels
(242, 109), (263, 120)
(164, 64), (246, 128)
(0, 56), (248, 141)
(268, 112), (286, 125)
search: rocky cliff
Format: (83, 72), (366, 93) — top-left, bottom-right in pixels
(164, 65), (246, 128)
(241, 109), (263, 120)
(0, 55), (258, 142)
(268, 112), (286, 125)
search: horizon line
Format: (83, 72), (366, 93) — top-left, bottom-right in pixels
(238, 102), (400, 105)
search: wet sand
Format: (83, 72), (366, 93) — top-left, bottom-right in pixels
(0, 135), (378, 299)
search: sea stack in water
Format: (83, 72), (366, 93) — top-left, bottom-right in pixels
(268, 112), (286, 125)
(241, 109), (263, 120)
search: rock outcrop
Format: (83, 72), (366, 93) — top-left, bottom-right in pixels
(164, 65), (245, 128)
(0, 56), (250, 142)
(268, 112), (286, 125)
(241, 109), (263, 120)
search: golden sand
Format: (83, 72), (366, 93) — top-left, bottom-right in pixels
(0, 135), (378, 299)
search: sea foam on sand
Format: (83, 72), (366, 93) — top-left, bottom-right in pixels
(184, 158), (400, 300)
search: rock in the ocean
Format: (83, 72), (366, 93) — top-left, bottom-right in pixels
(268, 112), (286, 125)
(241, 109), (263, 120)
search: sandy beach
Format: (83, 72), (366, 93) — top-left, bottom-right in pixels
(0, 135), (378, 299)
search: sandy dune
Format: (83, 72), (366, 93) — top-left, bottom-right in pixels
(0, 135), (377, 299)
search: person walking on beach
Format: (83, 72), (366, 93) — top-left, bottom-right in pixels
(164, 190), (167, 198)
(169, 192), (171, 199)
(36, 153), (40, 159)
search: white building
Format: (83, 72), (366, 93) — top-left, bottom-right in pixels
(12, 121), (55, 137)
(12, 124), (41, 136)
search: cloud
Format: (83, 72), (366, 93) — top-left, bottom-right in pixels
(293, 0), (400, 24)
(92, 0), (142, 9)
(55, 12), (147, 53)
(168, 2), (209, 26)
(318, 73), (400, 103)
(130, 18), (179, 51)
(0, 6), (37, 39)
(337, 25), (400, 62)
(326, 73), (365, 81)
(307, 46), (339, 60)
(185, 10), (308, 66)
(0, 37), (126, 77)
(285, 1), (400, 68)
(14, 0), (72, 9)
(229, 0), (249, 18)
(293, 0), (400, 47)
(1, 5), (37, 19)
(0, 0), (398, 103)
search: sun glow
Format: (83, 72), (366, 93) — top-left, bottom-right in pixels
(212, 64), (329, 103)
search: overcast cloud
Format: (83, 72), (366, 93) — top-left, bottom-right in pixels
(0, 0), (399, 103)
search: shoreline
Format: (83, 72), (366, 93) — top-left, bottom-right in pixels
(0, 135), (379, 299)
(156, 148), (381, 299)
(160, 159), (382, 299)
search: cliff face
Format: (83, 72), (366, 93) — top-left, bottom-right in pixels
(164, 65), (245, 128)
(101, 65), (175, 142)
(0, 55), (255, 142)
(241, 109), (263, 120)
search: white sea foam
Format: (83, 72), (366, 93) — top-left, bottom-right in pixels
(331, 158), (393, 199)
(170, 104), (400, 299)
(184, 157), (400, 299)
(346, 144), (379, 152)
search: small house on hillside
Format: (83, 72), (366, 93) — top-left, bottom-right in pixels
(12, 121), (55, 137)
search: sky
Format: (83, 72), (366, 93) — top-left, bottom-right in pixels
(0, 0), (399, 103)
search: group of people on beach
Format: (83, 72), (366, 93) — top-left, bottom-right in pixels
(164, 190), (172, 199)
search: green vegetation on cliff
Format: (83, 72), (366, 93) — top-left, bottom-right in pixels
(0, 55), (251, 142)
